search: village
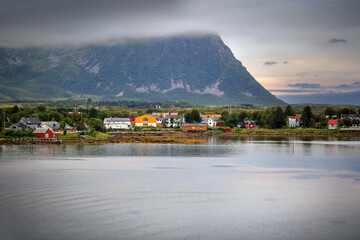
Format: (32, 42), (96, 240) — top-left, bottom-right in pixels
(1, 104), (360, 141)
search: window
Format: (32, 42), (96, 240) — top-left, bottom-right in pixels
(143, 118), (148, 122)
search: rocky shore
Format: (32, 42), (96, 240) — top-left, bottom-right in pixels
(1, 131), (360, 145)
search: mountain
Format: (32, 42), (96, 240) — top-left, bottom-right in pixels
(276, 91), (360, 105)
(0, 34), (284, 106)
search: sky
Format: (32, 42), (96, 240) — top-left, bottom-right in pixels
(1, 0), (360, 99)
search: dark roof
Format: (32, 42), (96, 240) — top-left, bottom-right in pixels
(104, 117), (131, 123)
(64, 124), (74, 129)
(244, 120), (256, 124)
(340, 114), (360, 119)
(20, 117), (41, 125)
(182, 123), (207, 126)
(42, 121), (61, 130)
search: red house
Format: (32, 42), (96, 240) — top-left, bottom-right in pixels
(33, 128), (57, 139)
(216, 122), (224, 127)
(224, 127), (231, 133)
(244, 120), (256, 129)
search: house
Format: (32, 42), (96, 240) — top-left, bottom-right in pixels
(201, 114), (221, 118)
(201, 116), (219, 128)
(287, 114), (301, 127)
(328, 119), (338, 129)
(8, 122), (27, 131)
(33, 127), (57, 139)
(41, 121), (61, 131)
(152, 112), (178, 117)
(224, 127), (231, 133)
(19, 117), (41, 129)
(244, 120), (256, 129)
(181, 123), (207, 132)
(340, 114), (360, 120)
(64, 124), (77, 134)
(135, 115), (158, 127)
(104, 117), (131, 129)
(162, 115), (182, 128)
(216, 122), (224, 127)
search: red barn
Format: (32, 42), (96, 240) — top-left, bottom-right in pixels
(244, 120), (255, 129)
(33, 128), (57, 139)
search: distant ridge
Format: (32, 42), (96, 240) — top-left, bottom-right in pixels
(0, 34), (284, 106)
(277, 90), (360, 105)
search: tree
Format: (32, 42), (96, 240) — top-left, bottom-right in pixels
(88, 107), (99, 119)
(35, 105), (46, 112)
(88, 118), (105, 132)
(190, 109), (201, 123)
(238, 111), (247, 122)
(302, 105), (314, 127)
(324, 107), (336, 117)
(268, 107), (286, 129)
(284, 105), (295, 116)
(12, 105), (19, 113)
(185, 109), (201, 123)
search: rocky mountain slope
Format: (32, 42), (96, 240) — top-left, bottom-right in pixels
(0, 34), (284, 106)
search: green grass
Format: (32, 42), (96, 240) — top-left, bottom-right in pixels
(58, 131), (113, 140)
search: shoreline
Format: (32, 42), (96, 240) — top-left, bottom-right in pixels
(1, 131), (360, 145)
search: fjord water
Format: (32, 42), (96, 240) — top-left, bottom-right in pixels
(1, 136), (360, 240)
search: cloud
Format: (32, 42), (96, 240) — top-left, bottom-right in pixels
(264, 61), (277, 66)
(288, 83), (321, 88)
(269, 89), (318, 93)
(283, 61), (288, 64)
(285, 81), (360, 92)
(328, 38), (348, 43)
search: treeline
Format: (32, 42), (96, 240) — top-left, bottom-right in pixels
(184, 105), (359, 129)
(44, 99), (196, 108)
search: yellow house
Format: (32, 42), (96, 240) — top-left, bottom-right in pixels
(135, 115), (158, 127)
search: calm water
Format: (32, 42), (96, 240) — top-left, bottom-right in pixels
(1, 136), (360, 240)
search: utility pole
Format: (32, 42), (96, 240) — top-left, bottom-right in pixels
(3, 110), (5, 129)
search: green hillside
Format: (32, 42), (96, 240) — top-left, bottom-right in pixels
(0, 34), (284, 106)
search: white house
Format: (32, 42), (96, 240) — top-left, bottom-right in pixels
(328, 119), (338, 130)
(162, 115), (182, 128)
(201, 116), (219, 128)
(104, 118), (131, 130)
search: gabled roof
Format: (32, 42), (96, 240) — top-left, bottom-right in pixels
(64, 123), (74, 129)
(20, 117), (41, 125)
(244, 120), (255, 124)
(328, 119), (338, 124)
(182, 123), (207, 127)
(33, 127), (52, 134)
(41, 121), (61, 130)
(104, 117), (131, 123)
(10, 122), (27, 128)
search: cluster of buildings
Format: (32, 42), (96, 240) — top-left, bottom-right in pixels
(8, 111), (359, 139)
(103, 113), (260, 133)
(8, 117), (77, 139)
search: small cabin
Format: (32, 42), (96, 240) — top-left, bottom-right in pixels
(224, 127), (231, 133)
(244, 120), (256, 129)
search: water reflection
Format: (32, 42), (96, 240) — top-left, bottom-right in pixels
(1, 137), (360, 239)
